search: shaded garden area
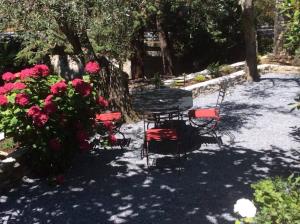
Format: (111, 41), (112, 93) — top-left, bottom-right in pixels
(1, 73), (299, 224)
(0, 0), (300, 223)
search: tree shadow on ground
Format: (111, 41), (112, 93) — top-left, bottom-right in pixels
(221, 102), (263, 132)
(1, 142), (299, 224)
(290, 126), (300, 144)
(1, 74), (300, 224)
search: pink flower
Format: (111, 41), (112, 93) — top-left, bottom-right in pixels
(14, 82), (27, 90)
(0, 95), (8, 106)
(108, 135), (117, 145)
(50, 80), (67, 95)
(27, 105), (42, 117)
(76, 130), (89, 142)
(2, 72), (15, 82)
(44, 101), (57, 114)
(79, 141), (92, 151)
(20, 68), (39, 80)
(33, 112), (49, 127)
(103, 121), (113, 132)
(44, 94), (54, 103)
(97, 96), (109, 107)
(0, 87), (7, 94)
(85, 61), (101, 74)
(34, 64), (50, 77)
(3, 83), (14, 92)
(14, 72), (20, 79)
(55, 175), (64, 184)
(72, 79), (92, 97)
(49, 138), (61, 151)
(43, 95), (57, 114)
(15, 93), (29, 106)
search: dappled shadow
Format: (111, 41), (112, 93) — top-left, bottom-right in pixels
(1, 73), (300, 223)
(240, 77), (300, 100)
(220, 102), (263, 132)
(260, 77), (300, 87)
(1, 144), (299, 224)
(290, 126), (300, 144)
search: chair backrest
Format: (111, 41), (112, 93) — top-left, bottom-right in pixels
(143, 107), (180, 131)
(215, 81), (228, 111)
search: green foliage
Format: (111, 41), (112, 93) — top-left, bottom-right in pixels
(152, 73), (163, 88)
(252, 175), (300, 224)
(281, 0), (300, 55)
(0, 138), (15, 152)
(207, 62), (221, 78)
(194, 74), (206, 82)
(290, 94), (300, 111)
(235, 217), (255, 224)
(0, 0), (142, 63)
(220, 65), (235, 75)
(0, 37), (23, 75)
(255, 0), (276, 25)
(0, 64), (110, 176)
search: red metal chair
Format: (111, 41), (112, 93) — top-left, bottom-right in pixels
(142, 108), (183, 167)
(188, 82), (227, 148)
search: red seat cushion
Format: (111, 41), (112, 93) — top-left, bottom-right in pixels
(96, 112), (122, 122)
(189, 108), (220, 120)
(146, 128), (178, 141)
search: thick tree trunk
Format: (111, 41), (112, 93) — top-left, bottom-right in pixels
(56, 19), (135, 120)
(240, 0), (260, 82)
(56, 19), (84, 58)
(131, 28), (145, 80)
(108, 64), (138, 122)
(156, 4), (174, 77)
(273, 0), (285, 56)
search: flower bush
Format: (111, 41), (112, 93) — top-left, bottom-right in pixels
(251, 175), (300, 224)
(234, 198), (257, 224)
(234, 175), (300, 224)
(0, 62), (112, 176)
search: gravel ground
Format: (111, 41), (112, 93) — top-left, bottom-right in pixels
(1, 73), (300, 224)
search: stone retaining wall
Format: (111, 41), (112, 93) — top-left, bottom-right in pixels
(180, 63), (300, 98)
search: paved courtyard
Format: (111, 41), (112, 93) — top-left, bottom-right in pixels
(1, 73), (300, 224)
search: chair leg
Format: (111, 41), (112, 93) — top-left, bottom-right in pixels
(146, 141), (149, 167)
(211, 130), (223, 149)
(176, 141), (181, 163)
(141, 140), (145, 159)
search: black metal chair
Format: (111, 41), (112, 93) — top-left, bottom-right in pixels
(142, 107), (184, 167)
(188, 81), (228, 148)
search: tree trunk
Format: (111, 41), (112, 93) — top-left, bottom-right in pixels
(156, 3), (174, 77)
(56, 19), (135, 120)
(108, 64), (138, 122)
(273, 0), (285, 57)
(56, 19), (84, 58)
(240, 0), (260, 82)
(131, 28), (145, 80)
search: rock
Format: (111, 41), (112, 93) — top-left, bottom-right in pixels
(0, 132), (4, 140)
(1, 157), (16, 163)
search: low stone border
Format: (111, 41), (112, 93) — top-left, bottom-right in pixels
(178, 63), (300, 98)
(163, 62), (245, 86)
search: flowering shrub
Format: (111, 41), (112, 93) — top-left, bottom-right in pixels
(251, 175), (300, 224)
(234, 198), (256, 224)
(0, 62), (112, 176)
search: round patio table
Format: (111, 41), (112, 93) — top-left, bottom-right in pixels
(132, 88), (193, 114)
